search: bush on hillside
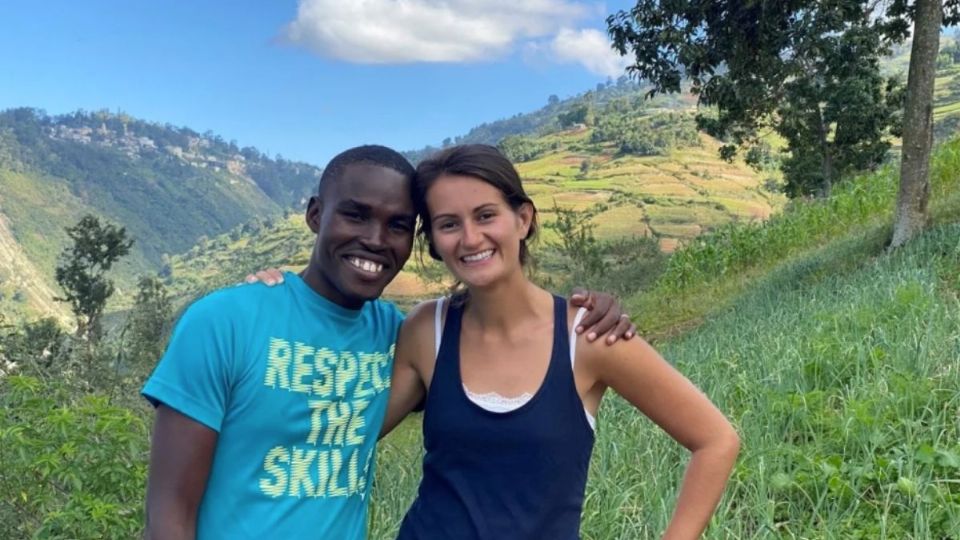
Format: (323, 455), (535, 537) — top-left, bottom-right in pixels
(592, 111), (701, 156)
(540, 205), (665, 298)
(497, 135), (552, 163)
(0, 274), (178, 538)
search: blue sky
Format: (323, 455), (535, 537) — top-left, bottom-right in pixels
(1, 1), (634, 165)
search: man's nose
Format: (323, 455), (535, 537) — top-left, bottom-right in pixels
(360, 222), (387, 249)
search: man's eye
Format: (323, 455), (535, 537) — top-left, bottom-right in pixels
(390, 221), (412, 232)
(342, 211), (362, 221)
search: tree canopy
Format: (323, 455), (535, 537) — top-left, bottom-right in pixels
(608, 1), (959, 197)
(55, 215), (133, 343)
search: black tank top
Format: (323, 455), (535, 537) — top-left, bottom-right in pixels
(397, 295), (595, 540)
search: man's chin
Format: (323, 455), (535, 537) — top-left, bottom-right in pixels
(344, 280), (391, 304)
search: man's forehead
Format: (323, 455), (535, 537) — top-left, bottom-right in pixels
(327, 163), (404, 191)
(332, 166), (414, 212)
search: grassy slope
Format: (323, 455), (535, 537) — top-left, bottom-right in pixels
(368, 137), (960, 538)
(584, 224), (960, 538)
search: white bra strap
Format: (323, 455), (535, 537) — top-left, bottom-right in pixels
(569, 307), (588, 369)
(434, 297), (446, 359)
(569, 307), (597, 431)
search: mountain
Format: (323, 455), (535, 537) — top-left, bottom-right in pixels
(0, 108), (321, 319)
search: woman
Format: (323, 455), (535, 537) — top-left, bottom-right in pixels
(384, 144), (739, 539)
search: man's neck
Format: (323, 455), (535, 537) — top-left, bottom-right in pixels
(298, 267), (365, 310)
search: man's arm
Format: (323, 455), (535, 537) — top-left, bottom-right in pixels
(570, 288), (637, 344)
(145, 406), (218, 540)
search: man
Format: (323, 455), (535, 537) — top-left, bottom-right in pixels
(143, 145), (631, 539)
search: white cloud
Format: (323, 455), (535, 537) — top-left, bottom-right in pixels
(549, 27), (629, 77)
(282, 0), (591, 63)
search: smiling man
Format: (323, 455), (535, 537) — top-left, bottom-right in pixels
(142, 145), (631, 540)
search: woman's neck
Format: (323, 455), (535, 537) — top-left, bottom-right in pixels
(462, 273), (552, 336)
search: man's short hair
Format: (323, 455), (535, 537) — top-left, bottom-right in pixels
(318, 145), (415, 195)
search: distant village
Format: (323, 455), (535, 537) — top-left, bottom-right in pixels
(48, 122), (248, 176)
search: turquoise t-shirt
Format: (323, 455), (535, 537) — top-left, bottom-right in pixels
(143, 272), (404, 539)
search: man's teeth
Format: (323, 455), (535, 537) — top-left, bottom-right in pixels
(348, 257), (383, 273)
(462, 250), (494, 262)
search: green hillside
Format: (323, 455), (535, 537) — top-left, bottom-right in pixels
(0, 108), (321, 319)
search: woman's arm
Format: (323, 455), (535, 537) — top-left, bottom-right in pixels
(583, 337), (740, 539)
(379, 301), (434, 439)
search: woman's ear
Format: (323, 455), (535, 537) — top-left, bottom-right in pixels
(518, 202), (535, 239)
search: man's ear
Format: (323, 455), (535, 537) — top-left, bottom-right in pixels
(306, 195), (322, 234)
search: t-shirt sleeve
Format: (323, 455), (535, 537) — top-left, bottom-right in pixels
(142, 293), (237, 432)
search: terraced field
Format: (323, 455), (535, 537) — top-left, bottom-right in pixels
(520, 130), (780, 251)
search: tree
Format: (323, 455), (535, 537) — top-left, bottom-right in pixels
(125, 276), (172, 367)
(0, 317), (67, 373)
(609, 0), (960, 241)
(558, 104), (592, 128)
(546, 205), (608, 285)
(55, 215), (133, 344)
(890, 0), (946, 247)
(497, 135), (547, 163)
(607, 1), (904, 197)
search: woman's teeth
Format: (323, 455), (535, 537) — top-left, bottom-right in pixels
(462, 249), (493, 262)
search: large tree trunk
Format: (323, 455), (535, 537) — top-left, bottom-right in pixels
(890, 0), (943, 248)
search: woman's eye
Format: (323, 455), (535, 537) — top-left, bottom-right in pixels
(478, 212), (495, 221)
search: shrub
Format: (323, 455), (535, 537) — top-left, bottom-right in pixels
(0, 376), (149, 539)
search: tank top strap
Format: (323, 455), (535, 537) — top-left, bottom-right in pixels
(549, 294), (570, 371)
(428, 297), (465, 396)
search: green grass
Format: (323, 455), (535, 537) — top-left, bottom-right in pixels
(630, 137), (960, 338)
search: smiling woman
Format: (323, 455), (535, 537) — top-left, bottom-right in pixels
(382, 144), (740, 540)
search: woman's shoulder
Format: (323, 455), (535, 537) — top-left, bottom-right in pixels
(564, 300), (588, 334)
(400, 297), (448, 336)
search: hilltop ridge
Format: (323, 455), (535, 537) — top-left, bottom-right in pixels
(0, 108), (322, 319)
